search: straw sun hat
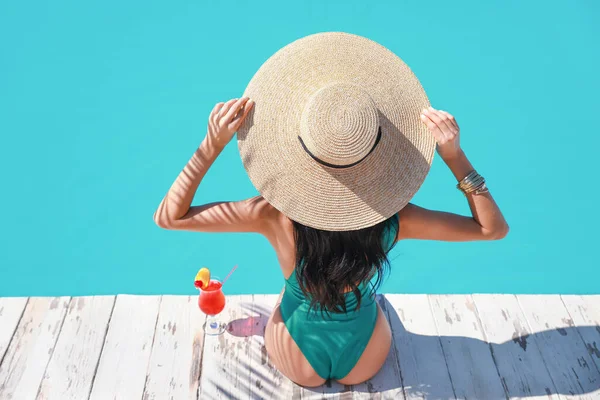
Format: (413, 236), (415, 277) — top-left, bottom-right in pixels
(237, 32), (435, 231)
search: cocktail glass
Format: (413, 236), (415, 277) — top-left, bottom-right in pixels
(198, 277), (226, 335)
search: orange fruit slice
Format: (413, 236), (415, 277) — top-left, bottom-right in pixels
(194, 267), (210, 289)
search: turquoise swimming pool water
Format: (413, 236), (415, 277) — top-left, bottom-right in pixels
(1, 1), (598, 297)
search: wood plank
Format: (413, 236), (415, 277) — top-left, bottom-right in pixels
(0, 297), (28, 364)
(198, 294), (253, 399)
(352, 294), (404, 400)
(561, 295), (600, 370)
(518, 295), (600, 399)
(299, 385), (324, 399)
(298, 379), (351, 400)
(383, 294), (453, 400)
(473, 294), (560, 399)
(247, 294), (303, 400)
(429, 294), (506, 399)
(88, 295), (161, 400)
(318, 380), (353, 400)
(0, 297), (70, 400)
(142, 295), (206, 400)
(37, 296), (115, 400)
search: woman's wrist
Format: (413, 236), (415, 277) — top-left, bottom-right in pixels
(199, 134), (226, 157)
(439, 147), (464, 162)
(442, 149), (474, 181)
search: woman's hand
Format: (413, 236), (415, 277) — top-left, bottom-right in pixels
(207, 97), (254, 149)
(420, 107), (462, 160)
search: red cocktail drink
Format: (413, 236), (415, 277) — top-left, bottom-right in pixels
(198, 278), (226, 335)
(198, 280), (225, 314)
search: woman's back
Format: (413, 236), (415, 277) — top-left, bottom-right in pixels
(287, 213), (399, 313)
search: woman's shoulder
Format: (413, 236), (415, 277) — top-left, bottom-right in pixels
(249, 196), (294, 235)
(252, 196), (297, 276)
(250, 195), (284, 221)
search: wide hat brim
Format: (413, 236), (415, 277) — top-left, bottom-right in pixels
(238, 32), (435, 231)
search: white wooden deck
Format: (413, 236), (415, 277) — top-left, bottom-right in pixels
(0, 294), (599, 400)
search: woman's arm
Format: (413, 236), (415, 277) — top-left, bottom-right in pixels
(153, 97), (275, 234)
(397, 107), (509, 242)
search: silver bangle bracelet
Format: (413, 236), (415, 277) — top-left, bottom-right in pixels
(457, 170), (488, 195)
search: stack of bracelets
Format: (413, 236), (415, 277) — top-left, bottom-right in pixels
(457, 170), (489, 196)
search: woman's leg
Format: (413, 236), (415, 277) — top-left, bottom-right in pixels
(336, 302), (392, 385)
(264, 288), (326, 387)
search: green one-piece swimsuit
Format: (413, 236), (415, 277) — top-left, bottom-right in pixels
(279, 271), (379, 380)
(279, 214), (397, 380)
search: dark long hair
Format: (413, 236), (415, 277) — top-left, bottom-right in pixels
(291, 214), (399, 313)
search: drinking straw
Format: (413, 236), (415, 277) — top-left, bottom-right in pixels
(221, 265), (238, 286)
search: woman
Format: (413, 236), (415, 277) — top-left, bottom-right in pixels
(154, 33), (508, 387)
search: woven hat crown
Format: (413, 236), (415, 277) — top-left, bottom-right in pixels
(299, 83), (379, 167)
